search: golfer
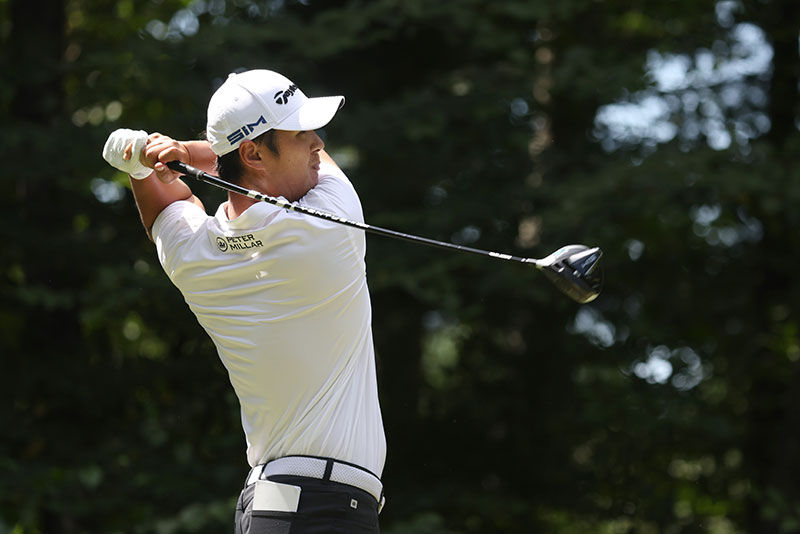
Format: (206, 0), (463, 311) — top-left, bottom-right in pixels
(102, 69), (386, 534)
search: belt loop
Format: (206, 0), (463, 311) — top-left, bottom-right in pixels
(246, 464), (266, 486)
(323, 458), (334, 481)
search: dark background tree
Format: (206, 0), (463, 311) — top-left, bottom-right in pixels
(1, 0), (798, 532)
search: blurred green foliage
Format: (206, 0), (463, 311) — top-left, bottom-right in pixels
(1, 0), (799, 532)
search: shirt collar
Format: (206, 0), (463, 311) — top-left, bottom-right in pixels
(214, 199), (284, 231)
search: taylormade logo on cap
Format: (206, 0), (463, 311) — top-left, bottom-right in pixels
(274, 84), (298, 105)
(206, 69), (345, 156)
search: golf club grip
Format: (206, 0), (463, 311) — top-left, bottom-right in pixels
(165, 160), (250, 195)
(166, 159), (200, 176)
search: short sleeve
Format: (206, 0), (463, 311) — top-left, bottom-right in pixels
(151, 200), (209, 272)
(299, 163), (364, 222)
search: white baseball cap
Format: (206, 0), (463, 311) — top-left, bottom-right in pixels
(206, 69), (344, 156)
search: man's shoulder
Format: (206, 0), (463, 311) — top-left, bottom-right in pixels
(152, 199), (212, 242)
(319, 161), (347, 180)
(305, 164), (361, 220)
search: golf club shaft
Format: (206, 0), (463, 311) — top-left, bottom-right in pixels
(166, 160), (543, 267)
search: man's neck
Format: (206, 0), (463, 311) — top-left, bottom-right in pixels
(225, 192), (257, 220)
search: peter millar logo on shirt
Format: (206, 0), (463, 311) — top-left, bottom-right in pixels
(216, 234), (264, 252)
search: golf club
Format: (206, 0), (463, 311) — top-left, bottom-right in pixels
(166, 160), (603, 303)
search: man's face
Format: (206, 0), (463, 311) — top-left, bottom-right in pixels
(259, 129), (324, 201)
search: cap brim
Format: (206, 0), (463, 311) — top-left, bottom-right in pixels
(274, 96), (344, 131)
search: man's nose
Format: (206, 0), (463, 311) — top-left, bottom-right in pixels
(311, 130), (324, 151)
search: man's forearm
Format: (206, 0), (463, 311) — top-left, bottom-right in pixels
(183, 140), (217, 174)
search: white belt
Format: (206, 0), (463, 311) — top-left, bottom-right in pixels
(248, 456), (384, 510)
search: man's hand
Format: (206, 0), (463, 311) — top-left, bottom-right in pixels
(133, 133), (192, 185)
(102, 128), (151, 179)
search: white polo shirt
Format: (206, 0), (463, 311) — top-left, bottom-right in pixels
(151, 163), (386, 476)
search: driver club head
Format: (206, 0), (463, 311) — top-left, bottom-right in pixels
(536, 245), (603, 303)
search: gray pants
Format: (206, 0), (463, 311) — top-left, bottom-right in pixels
(235, 474), (380, 534)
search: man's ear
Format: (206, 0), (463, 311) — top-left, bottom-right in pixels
(239, 140), (262, 171)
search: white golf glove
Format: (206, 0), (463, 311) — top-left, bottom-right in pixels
(102, 128), (152, 179)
